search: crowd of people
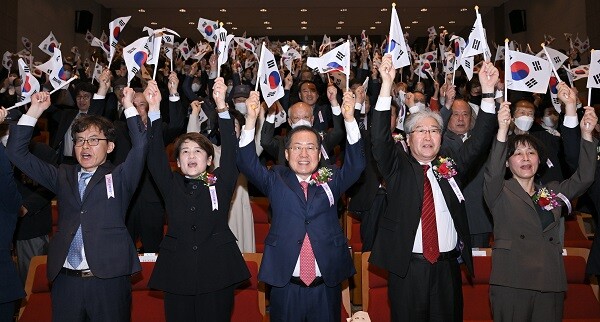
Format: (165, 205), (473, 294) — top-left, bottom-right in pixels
(0, 28), (598, 322)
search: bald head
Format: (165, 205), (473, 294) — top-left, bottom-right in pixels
(448, 99), (472, 135)
(288, 102), (314, 127)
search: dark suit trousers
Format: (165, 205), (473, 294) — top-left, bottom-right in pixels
(163, 284), (236, 322)
(388, 256), (463, 322)
(490, 285), (564, 322)
(269, 282), (341, 322)
(0, 301), (17, 322)
(51, 273), (131, 322)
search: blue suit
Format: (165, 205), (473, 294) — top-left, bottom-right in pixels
(237, 135), (365, 321)
(0, 144), (24, 320)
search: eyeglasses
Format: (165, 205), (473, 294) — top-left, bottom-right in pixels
(287, 145), (319, 154)
(76, 95), (91, 100)
(409, 128), (442, 136)
(73, 137), (109, 147)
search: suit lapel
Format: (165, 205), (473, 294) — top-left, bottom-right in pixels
(82, 162), (114, 203)
(69, 165), (82, 205)
(283, 168), (307, 203)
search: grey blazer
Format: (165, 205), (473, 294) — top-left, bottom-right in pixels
(483, 137), (597, 292)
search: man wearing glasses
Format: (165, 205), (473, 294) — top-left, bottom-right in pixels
(369, 54), (499, 321)
(237, 90), (365, 322)
(7, 86), (148, 321)
(47, 70), (112, 164)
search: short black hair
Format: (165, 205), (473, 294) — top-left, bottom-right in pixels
(284, 125), (322, 150)
(74, 82), (97, 97)
(506, 134), (547, 174)
(71, 115), (116, 142)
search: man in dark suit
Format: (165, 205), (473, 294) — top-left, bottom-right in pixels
(0, 108), (24, 322)
(442, 99), (494, 248)
(237, 90), (365, 322)
(7, 89), (147, 322)
(46, 70), (111, 164)
(369, 55), (498, 321)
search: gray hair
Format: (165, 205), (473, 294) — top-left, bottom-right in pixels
(404, 109), (443, 134)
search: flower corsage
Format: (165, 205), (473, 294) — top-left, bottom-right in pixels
(309, 167), (333, 186)
(197, 171), (217, 187)
(432, 157), (458, 180)
(532, 187), (560, 211)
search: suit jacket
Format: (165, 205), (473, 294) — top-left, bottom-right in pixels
(369, 106), (497, 277)
(7, 115), (147, 281)
(237, 136), (366, 287)
(483, 137), (596, 292)
(146, 115), (250, 295)
(260, 112), (344, 166)
(0, 144), (25, 303)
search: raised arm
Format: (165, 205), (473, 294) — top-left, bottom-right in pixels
(483, 101), (511, 209)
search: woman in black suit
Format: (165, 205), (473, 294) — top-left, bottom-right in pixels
(145, 78), (250, 321)
(0, 107), (24, 322)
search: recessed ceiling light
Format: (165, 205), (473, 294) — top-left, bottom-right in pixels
(301, 21), (307, 25)
(264, 21), (270, 25)
(336, 27), (342, 30)
(188, 22), (195, 25)
(412, 20), (418, 24)
(301, 26), (307, 30)
(340, 8), (347, 12)
(231, 27), (238, 30)
(150, 22), (157, 25)
(461, 8), (468, 12)
(300, 8), (307, 12)
(421, 8), (428, 12)
(370, 26), (376, 30)
(266, 26), (272, 30)
(138, 9), (145, 13)
(375, 21), (381, 24)
(179, 9), (186, 13)
(260, 8), (267, 12)
(220, 8), (226, 12)
(226, 21), (232, 25)
(381, 8), (388, 12)
(405, 26), (411, 29)
(439, 25), (445, 29)
(338, 21), (344, 24)
(449, 20), (456, 24)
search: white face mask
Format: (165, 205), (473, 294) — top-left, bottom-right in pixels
(291, 119), (312, 129)
(191, 83), (201, 92)
(234, 102), (247, 115)
(542, 116), (557, 129)
(227, 85), (233, 94)
(63, 71), (71, 79)
(514, 115), (534, 131)
(409, 102), (426, 114)
(395, 90), (406, 106)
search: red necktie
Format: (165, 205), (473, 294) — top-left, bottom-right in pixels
(299, 181), (316, 286)
(421, 165), (440, 264)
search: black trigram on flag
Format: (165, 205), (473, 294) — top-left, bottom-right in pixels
(111, 41), (117, 47)
(525, 78), (538, 88)
(219, 32), (226, 42)
(553, 56), (561, 64)
(396, 50), (405, 60)
(464, 60), (471, 69)
(52, 77), (62, 84)
(593, 73), (600, 85)
(266, 92), (276, 97)
(552, 97), (559, 105)
(532, 61), (542, 71)
(336, 51), (345, 61)
(472, 39), (480, 50)
(119, 20), (126, 27)
(267, 60), (275, 69)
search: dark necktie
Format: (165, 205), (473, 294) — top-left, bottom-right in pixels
(299, 181), (316, 285)
(421, 165), (440, 263)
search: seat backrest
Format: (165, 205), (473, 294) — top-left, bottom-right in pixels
(361, 252), (390, 322)
(231, 253), (265, 322)
(131, 261), (157, 291)
(25, 256), (50, 295)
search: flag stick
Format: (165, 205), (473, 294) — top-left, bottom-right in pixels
(387, 3), (396, 55)
(346, 40), (350, 92)
(255, 42), (266, 92)
(588, 87), (592, 107)
(49, 76), (78, 95)
(217, 23), (224, 79)
(541, 43), (562, 83)
(567, 64), (574, 87)
(6, 99), (30, 111)
(504, 38), (509, 102)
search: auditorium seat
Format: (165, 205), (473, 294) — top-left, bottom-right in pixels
(250, 198), (270, 253)
(564, 216), (593, 249)
(19, 256), (51, 322)
(130, 259), (164, 322)
(563, 247), (600, 320)
(461, 249), (493, 321)
(360, 251), (390, 322)
(233, 253), (267, 322)
(344, 211), (363, 305)
(50, 200), (58, 237)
